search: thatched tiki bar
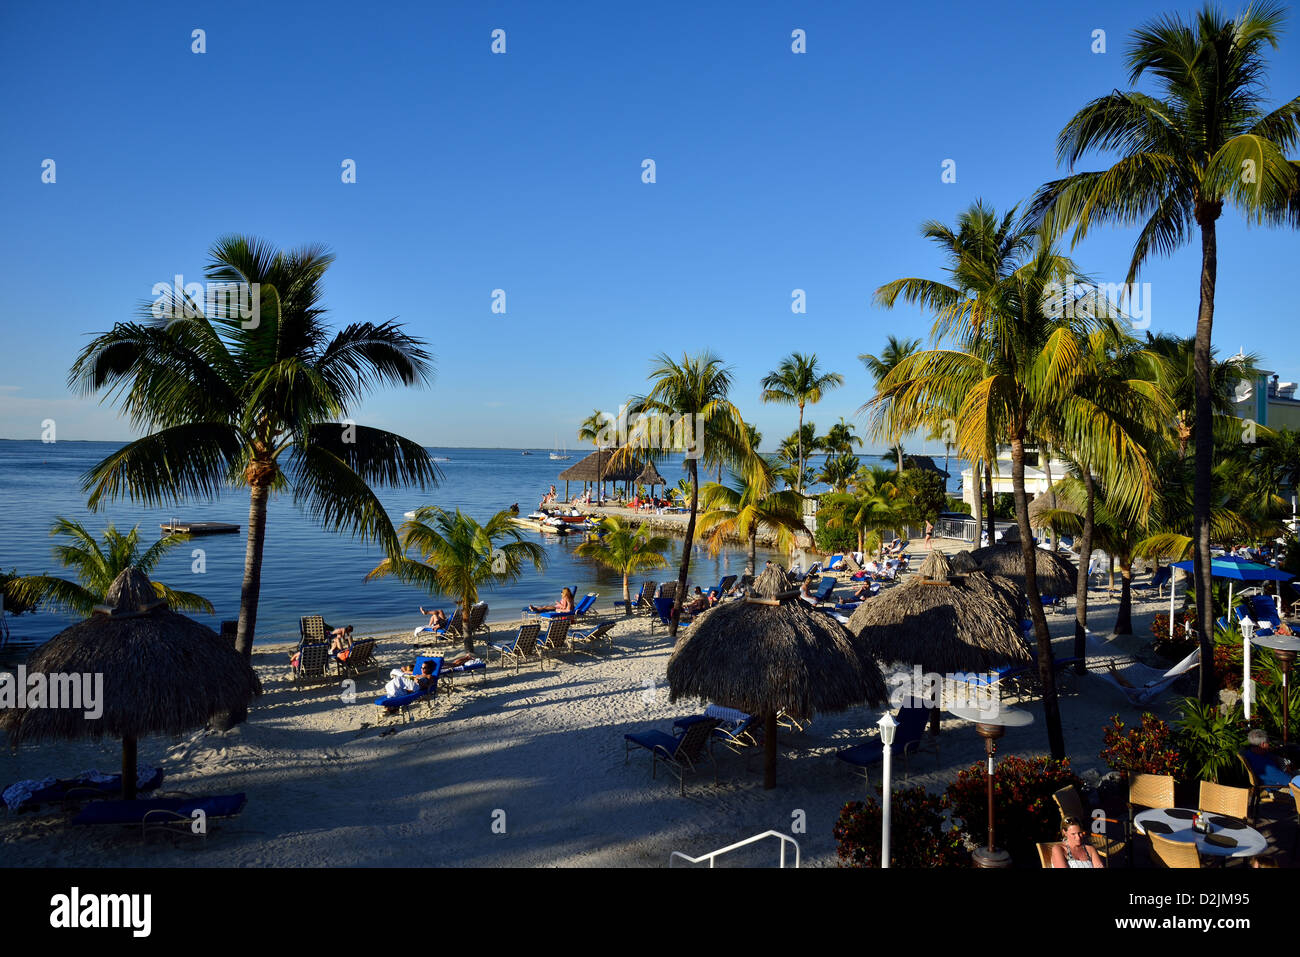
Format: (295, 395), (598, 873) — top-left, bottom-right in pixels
(969, 544), (1078, 598)
(667, 565), (887, 788)
(0, 568), (261, 799)
(557, 449), (654, 503)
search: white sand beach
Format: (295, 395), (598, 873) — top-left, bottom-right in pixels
(1, 565), (1224, 868)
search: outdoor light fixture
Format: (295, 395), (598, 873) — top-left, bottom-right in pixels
(878, 712), (898, 869)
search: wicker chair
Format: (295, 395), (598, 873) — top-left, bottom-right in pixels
(1128, 773), (1175, 819)
(1198, 780), (1250, 820)
(1053, 785), (1128, 865)
(1149, 831), (1201, 868)
(1037, 842), (1058, 868)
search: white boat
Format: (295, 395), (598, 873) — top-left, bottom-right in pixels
(549, 435), (570, 461)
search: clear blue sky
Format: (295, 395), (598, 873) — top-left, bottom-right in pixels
(2, 0), (1297, 453)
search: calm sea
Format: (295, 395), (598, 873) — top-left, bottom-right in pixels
(0, 441), (800, 646)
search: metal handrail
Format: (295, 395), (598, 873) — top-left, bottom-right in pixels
(669, 830), (800, 868)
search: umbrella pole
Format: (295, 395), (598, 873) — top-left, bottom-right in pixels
(764, 712), (778, 789)
(122, 734), (137, 800)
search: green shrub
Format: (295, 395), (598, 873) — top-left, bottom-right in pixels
(943, 755), (1081, 864)
(833, 787), (969, 868)
(1173, 697), (1248, 784)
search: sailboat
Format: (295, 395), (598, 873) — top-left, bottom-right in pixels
(549, 435), (570, 461)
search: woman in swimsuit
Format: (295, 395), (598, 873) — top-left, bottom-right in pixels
(1050, 818), (1104, 869)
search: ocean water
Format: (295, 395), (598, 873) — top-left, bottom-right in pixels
(0, 441), (790, 646)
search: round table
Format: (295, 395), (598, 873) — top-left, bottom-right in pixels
(1133, 808), (1267, 859)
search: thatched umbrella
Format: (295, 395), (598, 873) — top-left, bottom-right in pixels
(917, 548), (951, 581)
(0, 568), (260, 799)
(951, 550), (980, 574)
(1028, 482), (1072, 528)
(970, 543), (1077, 597)
(846, 573), (1031, 677)
(666, 562), (887, 788)
(635, 460), (667, 501)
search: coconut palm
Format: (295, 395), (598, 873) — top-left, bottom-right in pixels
(699, 459), (808, 575)
(626, 352), (752, 637)
(822, 466), (903, 557)
(69, 236), (440, 670)
(575, 517), (669, 612)
(817, 451), (861, 493)
(760, 353), (843, 494)
(860, 336), (922, 472)
(1029, 2), (1300, 701)
(7, 518), (214, 617)
(366, 506), (545, 653)
(577, 409), (609, 503)
(822, 417), (863, 456)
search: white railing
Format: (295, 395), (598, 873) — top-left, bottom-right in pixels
(669, 830), (801, 868)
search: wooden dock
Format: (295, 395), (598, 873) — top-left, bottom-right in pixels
(160, 522), (241, 536)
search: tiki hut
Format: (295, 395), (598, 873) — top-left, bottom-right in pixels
(902, 454), (950, 478)
(635, 460), (668, 499)
(846, 572), (1031, 676)
(917, 548), (951, 581)
(969, 543), (1077, 598)
(951, 550), (980, 574)
(557, 449), (647, 501)
(666, 562), (887, 788)
(1028, 482), (1073, 528)
(0, 568), (261, 799)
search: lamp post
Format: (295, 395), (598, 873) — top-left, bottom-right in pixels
(1251, 633), (1300, 751)
(1240, 616), (1255, 720)
(950, 704), (1033, 868)
(878, 712), (897, 869)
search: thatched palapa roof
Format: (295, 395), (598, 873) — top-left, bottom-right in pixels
(635, 460), (667, 487)
(969, 543), (1077, 597)
(557, 449), (648, 483)
(903, 454), (950, 478)
(917, 548), (951, 581)
(1028, 482), (1076, 527)
(950, 550), (980, 573)
(846, 571), (1031, 675)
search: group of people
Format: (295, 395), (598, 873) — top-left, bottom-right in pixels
(289, 623), (355, 668)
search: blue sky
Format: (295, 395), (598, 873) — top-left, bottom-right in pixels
(2, 0), (1297, 453)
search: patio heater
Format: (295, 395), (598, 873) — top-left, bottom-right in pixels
(878, 712), (897, 869)
(949, 704), (1033, 868)
(1251, 633), (1300, 752)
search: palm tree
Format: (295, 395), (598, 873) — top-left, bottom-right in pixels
(8, 518), (213, 616)
(69, 236), (440, 671)
(1029, 2), (1300, 702)
(861, 336), (922, 472)
(822, 466), (903, 557)
(760, 353), (844, 494)
(366, 506), (545, 653)
(627, 352), (751, 637)
(575, 517), (670, 612)
(817, 451), (861, 493)
(699, 458), (808, 575)
(822, 417), (863, 455)
(577, 409), (608, 503)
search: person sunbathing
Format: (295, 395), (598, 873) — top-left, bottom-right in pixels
(529, 587), (574, 615)
(382, 666), (418, 714)
(328, 625), (354, 656)
(415, 660), (438, 692)
(683, 587), (711, 615)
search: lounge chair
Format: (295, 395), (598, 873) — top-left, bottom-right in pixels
(706, 575), (737, 600)
(461, 602), (490, 641)
(571, 592), (599, 621)
(1134, 566), (1172, 595)
(624, 717), (721, 795)
(614, 581), (654, 616)
(4, 767), (165, 813)
(652, 596), (691, 632)
(825, 554), (845, 572)
(292, 642), (331, 683)
(674, 706), (759, 754)
(536, 617), (573, 667)
(425, 607), (462, 642)
(72, 793), (248, 836)
(809, 577), (836, 605)
(335, 636), (377, 678)
(374, 659), (442, 722)
(836, 701), (935, 786)
(1237, 750), (1292, 822)
(490, 622), (542, 673)
(570, 620), (616, 652)
(299, 615), (327, 646)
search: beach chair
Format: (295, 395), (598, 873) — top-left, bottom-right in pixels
(71, 793), (247, 838)
(675, 707), (759, 754)
(624, 717), (721, 795)
(374, 659), (442, 722)
(571, 592), (599, 621)
(809, 577), (836, 605)
(706, 575), (737, 601)
(836, 701), (935, 786)
(657, 581), (679, 604)
(825, 555), (845, 573)
(570, 620), (616, 652)
(1134, 566), (1172, 595)
(490, 622), (542, 673)
(299, 615), (326, 646)
(425, 607), (463, 641)
(1052, 785), (1128, 865)
(3, 767), (166, 813)
(536, 617), (573, 667)
(457, 602), (489, 642)
(292, 642), (331, 683)
(652, 596), (691, 632)
(335, 637), (377, 678)
(615, 581), (654, 616)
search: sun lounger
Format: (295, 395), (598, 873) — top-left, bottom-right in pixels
(292, 642), (331, 683)
(615, 581), (655, 615)
(652, 596), (692, 631)
(299, 615), (326, 646)
(674, 706), (759, 754)
(536, 617), (573, 667)
(1134, 566), (1172, 595)
(335, 636), (377, 678)
(491, 622), (542, 672)
(706, 575), (737, 600)
(374, 659), (442, 721)
(836, 701), (935, 785)
(624, 717), (721, 795)
(570, 620), (616, 652)
(809, 577), (837, 605)
(71, 793), (247, 835)
(4, 767), (165, 813)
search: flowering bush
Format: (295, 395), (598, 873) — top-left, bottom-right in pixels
(834, 787), (969, 868)
(1099, 713), (1182, 776)
(1213, 641), (1242, 692)
(1151, 612), (1197, 661)
(943, 755), (1081, 864)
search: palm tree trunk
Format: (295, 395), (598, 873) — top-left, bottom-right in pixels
(1193, 213), (1219, 703)
(462, 590), (474, 654)
(1116, 559), (1133, 636)
(1043, 453), (1056, 549)
(670, 459), (699, 638)
(1073, 465), (1094, 676)
(796, 403), (805, 495)
(1012, 436), (1065, 760)
(622, 571), (631, 610)
(971, 458), (983, 544)
(984, 461), (996, 544)
(748, 527), (758, 577)
(235, 482), (271, 661)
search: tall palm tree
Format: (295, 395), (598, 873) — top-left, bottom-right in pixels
(627, 352), (751, 637)
(699, 458), (808, 575)
(1029, 2), (1300, 701)
(817, 451), (861, 493)
(8, 518), (213, 616)
(69, 236), (440, 672)
(872, 207), (1163, 759)
(577, 409), (608, 503)
(366, 506), (545, 653)
(575, 517), (670, 612)
(861, 336), (923, 472)
(760, 353), (843, 494)
(822, 466), (903, 557)
(822, 417), (863, 456)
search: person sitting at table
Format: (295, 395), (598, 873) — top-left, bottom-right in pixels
(1050, 818), (1104, 869)
(1244, 729), (1294, 785)
(529, 587), (574, 615)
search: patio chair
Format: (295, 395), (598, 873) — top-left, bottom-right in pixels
(624, 717), (721, 795)
(1236, 750), (1292, 822)
(1128, 773), (1175, 837)
(1149, 831), (1201, 869)
(1052, 785), (1128, 864)
(490, 622), (542, 673)
(71, 793), (247, 836)
(1198, 780), (1250, 820)
(1036, 842), (1058, 868)
(292, 642), (331, 684)
(335, 637), (377, 678)
(836, 701), (935, 786)
(657, 581), (679, 604)
(536, 616), (573, 667)
(614, 581), (654, 616)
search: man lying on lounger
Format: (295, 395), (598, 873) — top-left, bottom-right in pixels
(413, 606), (449, 637)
